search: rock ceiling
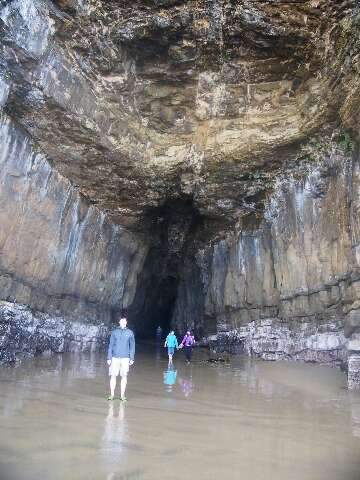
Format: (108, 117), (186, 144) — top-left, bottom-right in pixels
(1, 0), (359, 228)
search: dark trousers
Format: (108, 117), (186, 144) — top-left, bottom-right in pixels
(184, 346), (192, 362)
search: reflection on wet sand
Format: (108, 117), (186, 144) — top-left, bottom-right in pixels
(101, 402), (127, 465)
(0, 346), (360, 480)
(163, 366), (177, 392)
(178, 371), (193, 398)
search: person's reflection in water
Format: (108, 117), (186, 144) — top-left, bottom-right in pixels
(100, 401), (127, 475)
(155, 343), (161, 364)
(178, 371), (194, 398)
(163, 365), (177, 392)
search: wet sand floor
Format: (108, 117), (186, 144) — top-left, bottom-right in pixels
(0, 345), (360, 480)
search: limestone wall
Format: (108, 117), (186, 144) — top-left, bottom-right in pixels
(0, 111), (147, 326)
(173, 144), (360, 387)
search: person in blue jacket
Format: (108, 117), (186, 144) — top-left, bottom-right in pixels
(164, 330), (178, 366)
(107, 317), (135, 401)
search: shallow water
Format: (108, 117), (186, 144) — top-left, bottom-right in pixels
(0, 346), (360, 480)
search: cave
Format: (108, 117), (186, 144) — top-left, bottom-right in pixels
(0, 0), (360, 388)
(1, 1), (360, 478)
(0, 0), (359, 387)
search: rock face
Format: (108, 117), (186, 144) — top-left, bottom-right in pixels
(0, 111), (147, 360)
(173, 142), (360, 386)
(1, 0), (359, 226)
(0, 301), (108, 364)
(0, 1), (360, 387)
(0, 112), (147, 323)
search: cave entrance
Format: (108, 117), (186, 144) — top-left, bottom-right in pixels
(127, 197), (203, 340)
(146, 275), (178, 337)
(128, 273), (178, 340)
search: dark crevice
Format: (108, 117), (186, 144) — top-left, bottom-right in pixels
(126, 197), (203, 338)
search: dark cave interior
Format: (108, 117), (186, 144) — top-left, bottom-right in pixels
(125, 197), (204, 339)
